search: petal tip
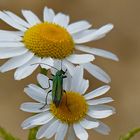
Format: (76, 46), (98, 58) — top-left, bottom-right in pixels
(115, 56), (119, 62)
(107, 23), (114, 29)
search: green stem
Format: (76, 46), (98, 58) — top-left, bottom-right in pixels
(0, 126), (20, 140)
(119, 128), (140, 140)
(28, 127), (39, 140)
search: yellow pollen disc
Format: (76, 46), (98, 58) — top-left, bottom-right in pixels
(23, 22), (74, 59)
(50, 91), (88, 124)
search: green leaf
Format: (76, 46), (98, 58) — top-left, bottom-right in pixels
(28, 127), (39, 140)
(0, 126), (20, 140)
(119, 128), (140, 140)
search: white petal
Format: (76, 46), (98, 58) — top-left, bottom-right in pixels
(63, 73), (72, 91)
(63, 60), (75, 76)
(0, 42), (24, 47)
(37, 74), (49, 89)
(80, 119), (99, 129)
(4, 11), (30, 28)
(11, 31), (24, 36)
(45, 120), (60, 139)
(50, 60), (67, 75)
(96, 24), (114, 34)
(75, 45), (119, 61)
(87, 97), (113, 105)
(28, 84), (47, 95)
(20, 102), (49, 113)
(67, 126), (76, 140)
(87, 105), (114, 119)
(74, 24), (114, 43)
(40, 57), (54, 70)
(0, 11), (27, 31)
(70, 66), (83, 92)
(14, 64), (38, 80)
(73, 29), (105, 43)
(0, 47), (28, 59)
(0, 30), (22, 41)
(83, 63), (111, 83)
(22, 10), (41, 26)
(50, 60), (69, 77)
(73, 123), (88, 140)
(94, 121), (111, 135)
(24, 84), (47, 103)
(54, 13), (69, 27)
(28, 84), (52, 103)
(67, 54), (95, 64)
(87, 109), (113, 119)
(72, 29), (95, 40)
(43, 7), (55, 22)
(90, 105), (116, 113)
(21, 55), (41, 66)
(0, 52), (34, 72)
(84, 85), (110, 100)
(50, 60), (61, 74)
(21, 112), (53, 129)
(78, 79), (89, 94)
(55, 123), (68, 140)
(85, 116), (111, 135)
(36, 118), (55, 139)
(67, 20), (92, 34)
(0, 30), (24, 36)
(14, 56), (41, 80)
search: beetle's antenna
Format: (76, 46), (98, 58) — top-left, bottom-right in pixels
(61, 60), (62, 70)
(31, 63), (59, 71)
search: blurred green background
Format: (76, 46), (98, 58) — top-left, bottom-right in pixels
(0, 0), (140, 140)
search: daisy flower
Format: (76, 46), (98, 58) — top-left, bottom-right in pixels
(21, 66), (115, 140)
(0, 7), (118, 82)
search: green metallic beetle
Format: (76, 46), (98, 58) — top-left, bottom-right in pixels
(37, 63), (68, 109)
(49, 69), (67, 107)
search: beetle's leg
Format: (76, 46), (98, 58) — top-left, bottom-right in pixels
(61, 60), (63, 70)
(44, 78), (53, 91)
(63, 76), (67, 79)
(40, 90), (52, 110)
(47, 79), (52, 89)
(51, 74), (54, 76)
(41, 78), (52, 90)
(64, 90), (71, 113)
(64, 69), (67, 74)
(40, 79), (52, 109)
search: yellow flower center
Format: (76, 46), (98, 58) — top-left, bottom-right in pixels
(50, 91), (88, 124)
(23, 22), (74, 59)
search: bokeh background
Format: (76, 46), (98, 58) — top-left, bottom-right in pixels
(0, 0), (140, 140)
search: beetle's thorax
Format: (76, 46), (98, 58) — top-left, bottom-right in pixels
(56, 70), (65, 76)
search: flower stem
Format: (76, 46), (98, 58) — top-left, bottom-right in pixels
(0, 126), (20, 140)
(119, 128), (140, 140)
(28, 127), (39, 140)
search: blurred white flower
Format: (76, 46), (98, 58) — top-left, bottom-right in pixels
(21, 66), (115, 140)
